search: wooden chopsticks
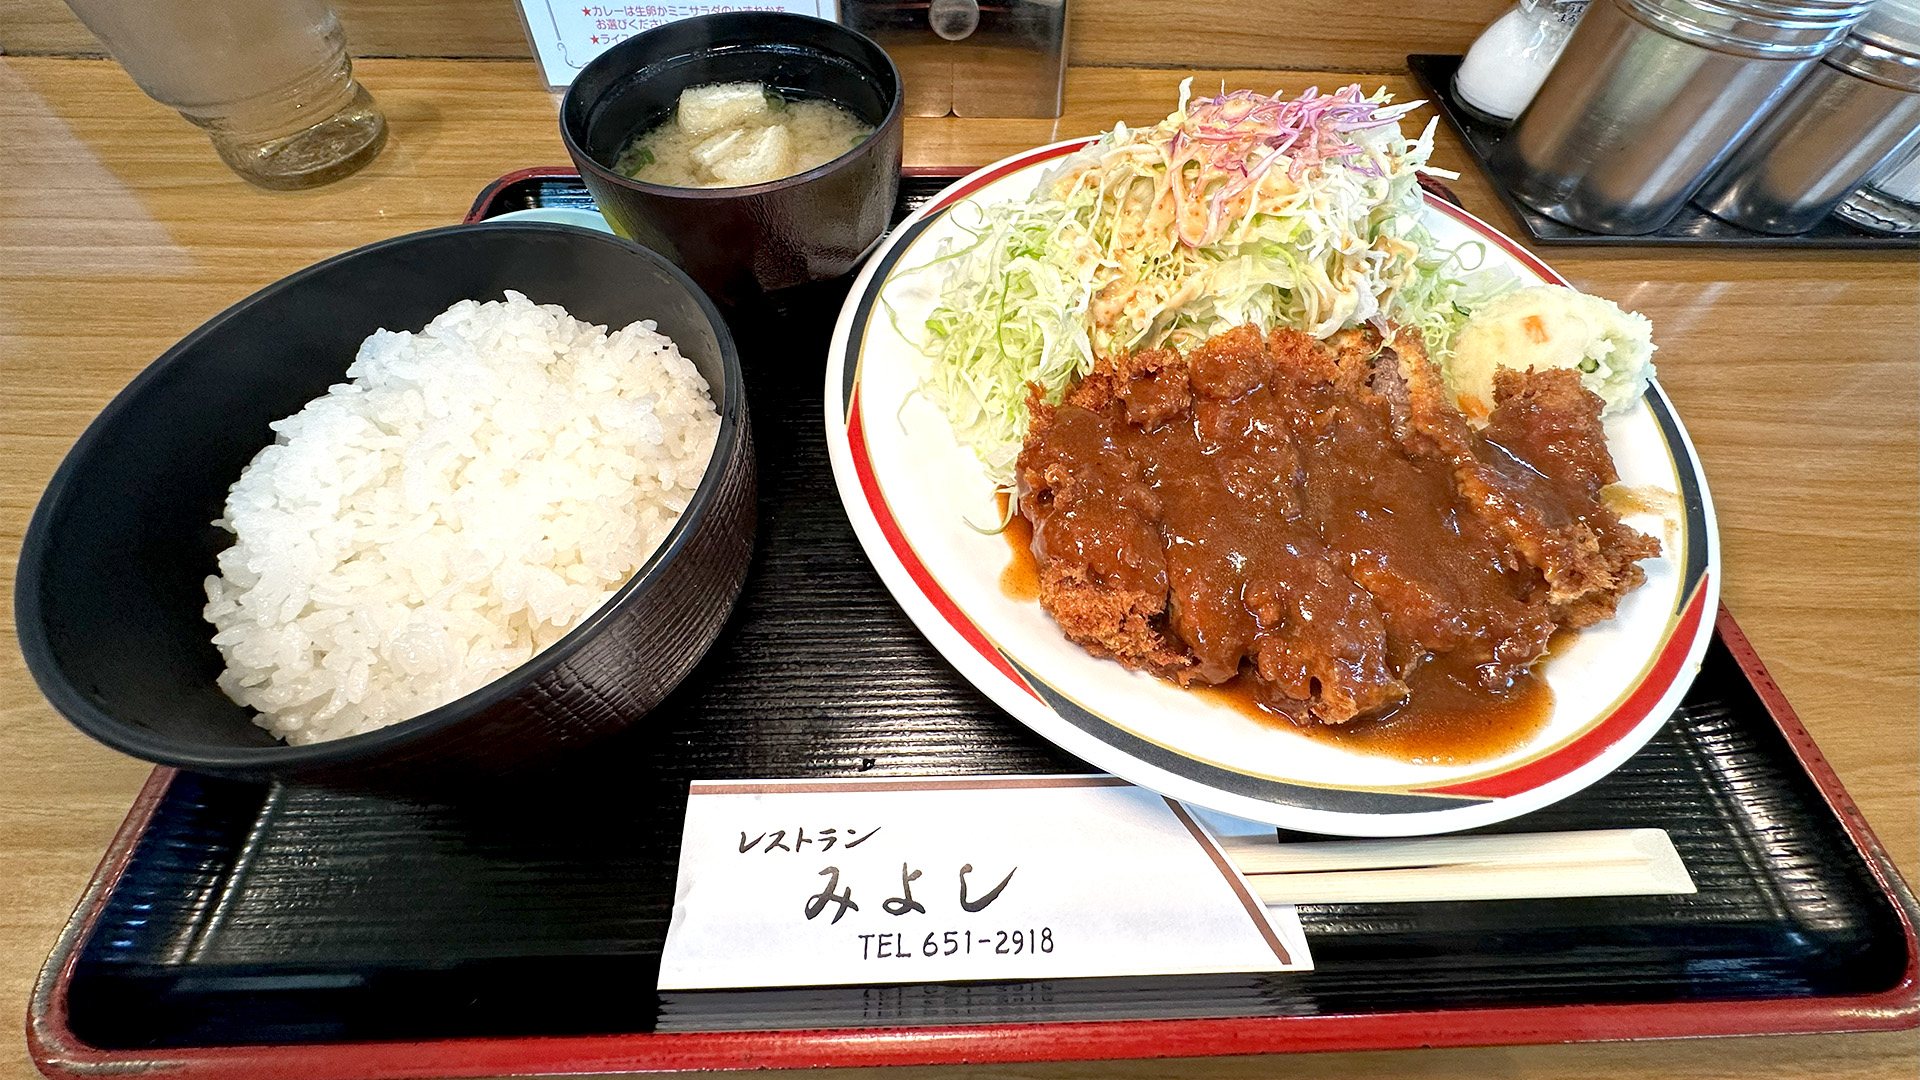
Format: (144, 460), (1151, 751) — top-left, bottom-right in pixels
(1216, 828), (1697, 906)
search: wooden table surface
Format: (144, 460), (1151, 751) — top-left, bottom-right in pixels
(1, 56), (1914, 1080)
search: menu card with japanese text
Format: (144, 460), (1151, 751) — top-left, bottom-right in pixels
(658, 775), (1311, 990)
(514, 1), (838, 90)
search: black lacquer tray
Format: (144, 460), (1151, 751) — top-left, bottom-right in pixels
(27, 170), (1917, 1080)
(1408, 54), (1920, 249)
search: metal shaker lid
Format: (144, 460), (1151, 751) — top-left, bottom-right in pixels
(1854, 0), (1920, 56)
(1622, 0), (1876, 58)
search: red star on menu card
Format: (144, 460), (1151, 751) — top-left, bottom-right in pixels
(581, 7), (591, 13)
(589, 34), (599, 42)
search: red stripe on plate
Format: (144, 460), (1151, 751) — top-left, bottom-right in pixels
(1417, 575), (1712, 798)
(924, 140), (1094, 215)
(861, 168), (1687, 799)
(1425, 198), (1571, 287)
(846, 386), (1039, 700)
(831, 139), (1084, 706)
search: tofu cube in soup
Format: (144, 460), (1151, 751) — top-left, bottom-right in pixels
(614, 81), (872, 188)
(705, 125), (794, 186)
(693, 129), (746, 169)
(677, 82), (775, 136)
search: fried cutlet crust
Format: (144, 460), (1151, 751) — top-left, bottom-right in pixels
(1015, 324), (1659, 724)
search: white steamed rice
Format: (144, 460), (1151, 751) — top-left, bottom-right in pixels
(202, 292), (720, 745)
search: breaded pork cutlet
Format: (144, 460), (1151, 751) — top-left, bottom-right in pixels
(1014, 322), (1659, 725)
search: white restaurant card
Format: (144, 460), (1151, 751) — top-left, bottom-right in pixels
(514, 1), (839, 90)
(658, 775), (1311, 990)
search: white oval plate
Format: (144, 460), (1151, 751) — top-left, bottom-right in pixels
(824, 140), (1719, 836)
(486, 207), (616, 233)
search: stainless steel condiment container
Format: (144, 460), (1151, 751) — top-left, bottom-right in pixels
(1835, 139), (1920, 231)
(1694, 0), (1920, 233)
(1492, 0), (1878, 234)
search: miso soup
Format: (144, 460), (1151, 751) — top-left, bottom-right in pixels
(615, 81), (874, 188)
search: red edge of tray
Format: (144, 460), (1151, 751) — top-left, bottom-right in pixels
(27, 165), (1918, 1078)
(461, 165), (582, 222)
(461, 165), (976, 226)
(26, 622), (1917, 1077)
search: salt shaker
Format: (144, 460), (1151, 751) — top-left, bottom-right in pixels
(1454, 0), (1590, 125)
(61, 0), (387, 190)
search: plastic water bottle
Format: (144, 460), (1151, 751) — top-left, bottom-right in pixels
(62, 0), (387, 190)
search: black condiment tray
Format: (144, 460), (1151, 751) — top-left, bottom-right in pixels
(27, 170), (1917, 1080)
(1407, 54), (1920, 249)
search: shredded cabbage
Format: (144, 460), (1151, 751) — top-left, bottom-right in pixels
(914, 80), (1512, 486)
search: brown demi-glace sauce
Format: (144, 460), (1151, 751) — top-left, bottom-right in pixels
(1190, 649), (1554, 765)
(994, 323), (1657, 764)
(997, 441), (1564, 767)
(998, 492), (1041, 602)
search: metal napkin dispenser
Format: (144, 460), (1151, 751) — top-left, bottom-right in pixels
(841, 0), (1067, 118)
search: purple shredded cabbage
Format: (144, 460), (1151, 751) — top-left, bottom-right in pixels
(1162, 85), (1400, 246)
